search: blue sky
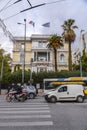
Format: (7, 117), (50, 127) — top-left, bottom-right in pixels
(0, 0), (87, 53)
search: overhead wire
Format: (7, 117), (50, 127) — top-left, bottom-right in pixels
(0, 0), (13, 13)
(2, 0), (67, 21)
(0, 0), (22, 13)
(27, 0), (32, 7)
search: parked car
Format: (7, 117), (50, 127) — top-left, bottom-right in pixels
(23, 84), (37, 99)
(44, 84), (85, 103)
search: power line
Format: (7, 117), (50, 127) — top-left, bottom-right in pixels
(2, 0), (66, 21)
(3, 3), (46, 21)
(0, 0), (13, 13)
(27, 0), (32, 7)
(0, 0), (22, 13)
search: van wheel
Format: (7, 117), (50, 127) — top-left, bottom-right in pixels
(29, 93), (35, 99)
(50, 96), (57, 103)
(77, 96), (84, 103)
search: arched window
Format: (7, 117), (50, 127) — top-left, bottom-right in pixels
(60, 54), (65, 62)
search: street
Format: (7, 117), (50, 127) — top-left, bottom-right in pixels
(0, 95), (87, 130)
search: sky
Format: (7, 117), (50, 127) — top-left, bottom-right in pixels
(0, 0), (87, 55)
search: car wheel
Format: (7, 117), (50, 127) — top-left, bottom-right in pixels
(29, 93), (35, 99)
(77, 96), (84, 103)
(50, 96), (57, 103)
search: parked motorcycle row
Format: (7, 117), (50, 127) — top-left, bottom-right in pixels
(6, 83), (37, 102)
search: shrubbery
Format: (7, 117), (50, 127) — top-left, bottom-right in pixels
(1, 70), (87, 88)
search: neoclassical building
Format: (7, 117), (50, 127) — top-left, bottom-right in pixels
(12, 34), (69, 72)
(73, 31), (87, 64)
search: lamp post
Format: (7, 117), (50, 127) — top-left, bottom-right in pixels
(18, 19), (26, 83)
(79, 30), (85, 77)
(0, 58), (4, 80)
(80, 57), (82, 77)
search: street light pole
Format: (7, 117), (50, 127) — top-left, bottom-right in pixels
(24, 19), (26, 72)
(79, 30), (85, 77)
(0, 58), (4, 80)
(18, 19), (26, 83)
(80, 57), (82, 77)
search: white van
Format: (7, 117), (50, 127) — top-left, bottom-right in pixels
(44, 84), (85, 103)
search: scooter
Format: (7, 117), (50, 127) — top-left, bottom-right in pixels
(6, 88), (27, 102)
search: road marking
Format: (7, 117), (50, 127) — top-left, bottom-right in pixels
(0, 110), (50, 114)
(0, 121), (53, 126)
(0, 107), (49, 110)
(0, 115), (51, 119)
(0, 104), (49, 107)
(0, 96), (53, 127)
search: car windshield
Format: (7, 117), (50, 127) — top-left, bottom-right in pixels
(28, 85), (35, 90)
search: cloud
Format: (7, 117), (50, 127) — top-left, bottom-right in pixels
(0, 0), (87, 53)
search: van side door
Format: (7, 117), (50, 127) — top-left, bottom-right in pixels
(57, 86), (69, 101)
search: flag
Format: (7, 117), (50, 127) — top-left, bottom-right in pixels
(29, 20), (35, 27)
(42, 22), (50, 27)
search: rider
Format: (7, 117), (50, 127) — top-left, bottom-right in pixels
(15, 83), (23, 94)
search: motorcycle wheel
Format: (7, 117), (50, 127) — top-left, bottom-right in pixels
(6, 95), (12, 102)
(19, 95), (26, 102)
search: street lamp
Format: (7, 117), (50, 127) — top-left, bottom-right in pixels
(17, 19), (26, 83)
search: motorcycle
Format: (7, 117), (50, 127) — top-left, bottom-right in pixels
(6, 88), (27, 102)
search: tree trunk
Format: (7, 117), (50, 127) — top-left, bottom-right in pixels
(68, 41), (72, 71)
(54, 49), (57, 71)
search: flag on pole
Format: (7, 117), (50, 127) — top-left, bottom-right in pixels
(29, 20), (35, 27)
(42, 22), (50, 27)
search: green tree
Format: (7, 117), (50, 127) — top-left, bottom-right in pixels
(47, 34), (63, 71)
(81, 50), (87, 72)
(0, 48), (11, 80)
(73, 50), (87, 72)
(62, 19), (78, 71)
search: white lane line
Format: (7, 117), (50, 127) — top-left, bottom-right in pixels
(0, 121), (53, 126)
(0, 102), (48, 105)
(0, 104), (49, 107)
(0, 110), (50, 114)
(0, 107), (49, 110)
(0, 115), (51, 119)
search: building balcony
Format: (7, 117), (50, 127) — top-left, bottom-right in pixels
(57, 62), (68, 66)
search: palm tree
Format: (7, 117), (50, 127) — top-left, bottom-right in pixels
(47, 34), (63, 71)
(62, 19), (78, 71)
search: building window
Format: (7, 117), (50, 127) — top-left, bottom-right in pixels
(34, 52), (36, 61)
(38, 41), (47, 48)
(60, 54), (65, 62)
(60, 46), (64, 50)
(20, 53), (24, 63)
(38, 42), (43, 48)
(37, 52), (47, 61)
(15, 43), (21, 51)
